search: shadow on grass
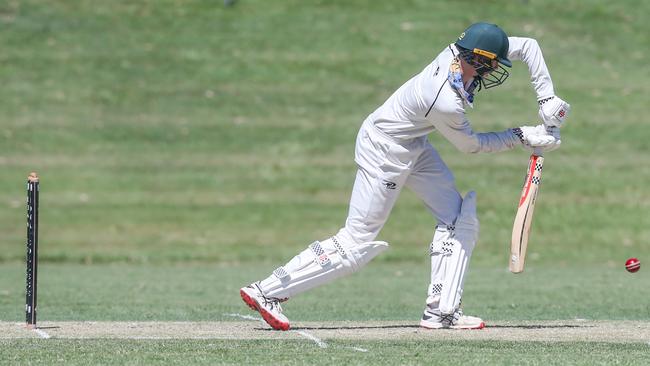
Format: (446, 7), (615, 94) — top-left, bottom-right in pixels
(488, 324), (594, 329)
(262, 324), (420, 331)
(259, 324), (594, 331)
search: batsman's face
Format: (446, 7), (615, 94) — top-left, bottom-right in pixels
(459, 57), (477, 77)
(461, 55), (498, 77)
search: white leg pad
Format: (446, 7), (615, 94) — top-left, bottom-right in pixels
(427, 225), (452, 307)
(258, 237), (389, 300)
(428, 191), (479, 314)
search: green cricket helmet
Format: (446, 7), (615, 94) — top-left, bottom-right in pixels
(455, 22), (511, 89)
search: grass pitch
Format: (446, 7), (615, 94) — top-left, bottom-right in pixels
(2, 321), (649, 365)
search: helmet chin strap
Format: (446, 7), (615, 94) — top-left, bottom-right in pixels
(465, 78), (480, 94)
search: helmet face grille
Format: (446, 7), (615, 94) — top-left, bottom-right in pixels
(458, 48), (510, 90)
(479, 64), (509, 89)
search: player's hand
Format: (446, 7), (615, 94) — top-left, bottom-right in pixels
(512, 124), (561, 152)
(541, 126), (561, 152)
(538, 96), (570, 128)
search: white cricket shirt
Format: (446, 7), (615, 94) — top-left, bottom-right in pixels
(367, 37), (555, 153)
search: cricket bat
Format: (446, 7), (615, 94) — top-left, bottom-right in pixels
(510, 150), (544, 273)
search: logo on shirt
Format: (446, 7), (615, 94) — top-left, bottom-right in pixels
(382, 180), (397, 190)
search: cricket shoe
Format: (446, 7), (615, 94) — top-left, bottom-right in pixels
(240, 283), (290, 331)
(420, 306), (485, 330)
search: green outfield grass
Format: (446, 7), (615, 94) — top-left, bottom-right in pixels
(1, 0), (649, 364)
(1, 339), (648, 366)
(1, 0), (649, 266)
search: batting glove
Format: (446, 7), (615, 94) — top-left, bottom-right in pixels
(512, 124), (561, 152)
(538, 96), (571, 128)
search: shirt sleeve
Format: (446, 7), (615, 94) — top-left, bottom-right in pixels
(507, 37), (555, 101)
(433, 111), (521, 153)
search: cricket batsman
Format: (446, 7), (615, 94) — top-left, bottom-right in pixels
(240, 22), (570, 330)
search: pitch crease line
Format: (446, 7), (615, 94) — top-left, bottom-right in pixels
(224, 313), (368, 351)
(224, 313), (328, 349)
(349, 346), (368, 352)
(223, 313), (263, 321)
(292, 330), (328, 349)
(33, 328), (51, 339)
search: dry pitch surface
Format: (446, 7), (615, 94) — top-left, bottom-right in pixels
(2, 319), (650, 345)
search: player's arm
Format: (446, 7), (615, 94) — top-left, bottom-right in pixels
(432, 111), (559, 154)
(433, 112), (518, 153)
(507, 37), (570, 128)
(507, 37), (555, 101)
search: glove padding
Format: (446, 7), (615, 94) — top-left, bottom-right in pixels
(512, 124), (561, 152)
(539, 96), (570, 128)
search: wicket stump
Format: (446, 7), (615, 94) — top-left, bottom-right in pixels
(26, 172), (39, 328)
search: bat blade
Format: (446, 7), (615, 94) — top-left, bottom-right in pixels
(510, 153), (544, 273)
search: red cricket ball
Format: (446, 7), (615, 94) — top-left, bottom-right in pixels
(625, 257), (641, 273)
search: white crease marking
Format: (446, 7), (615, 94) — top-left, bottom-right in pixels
(33, 329), (51, 339)
(292, 330), (328, 348)
(224, 314), (365, 351)
(223, 313), (262, 321)
(348, 346), (368, 352)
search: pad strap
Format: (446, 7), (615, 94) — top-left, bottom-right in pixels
(430, 283), (442, 296)
(273, 266), (289, 280)
(309, 241), (331, 266)
(430, 239), (455, 256)
(331, 236), (347, 257)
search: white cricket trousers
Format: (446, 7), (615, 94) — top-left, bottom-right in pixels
(336, 119), (463, 245)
